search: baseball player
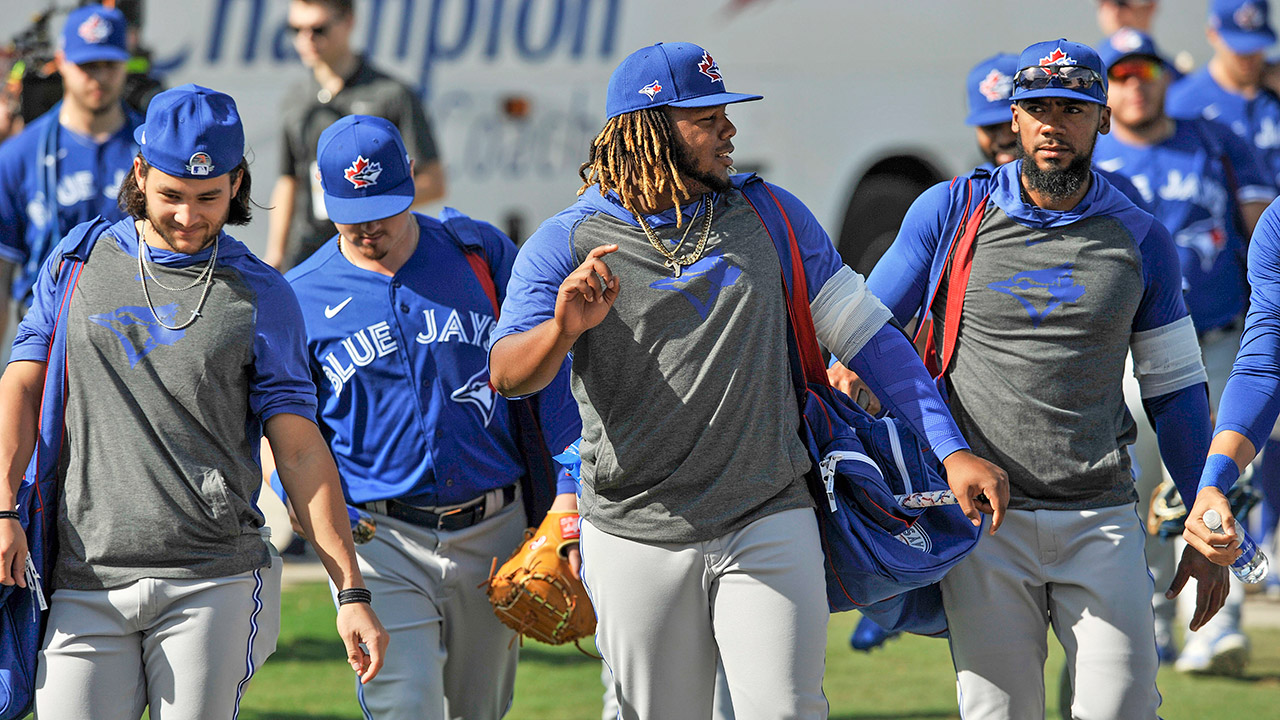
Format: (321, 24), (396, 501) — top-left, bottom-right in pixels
(266, 0), (445, 270)
(867, 39), (1233, 719)
(1093, 27), (1276, 674)
(488, 41), (1008, 719)
(0, 84), (386, 718)
(284, 114), (580, 720)
(0, 4), (142, 349)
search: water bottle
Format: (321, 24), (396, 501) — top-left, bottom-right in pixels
(347, 505), (377, 545)
(1203, 509), (1269, 583)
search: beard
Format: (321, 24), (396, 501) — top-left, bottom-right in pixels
(145, 205), (228, 253)
(1015, 139), (1094, 202)
(671, 136), (734, 194)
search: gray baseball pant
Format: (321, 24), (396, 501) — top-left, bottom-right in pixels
(581, 507), (829, 720)
(344, 497), (526, 720)
(34, 556), (282, 720)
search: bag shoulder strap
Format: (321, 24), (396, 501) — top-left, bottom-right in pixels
(915, 181), (988, 379)
(439, 207), (501, 315)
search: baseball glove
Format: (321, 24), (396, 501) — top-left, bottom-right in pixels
(1147, 470), (1263, 538)
(485, 511), (597, 649)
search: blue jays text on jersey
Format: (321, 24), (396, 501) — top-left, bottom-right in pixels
(286, 213), (580, 509)
(1095, 118), (1276, 334)
(0, 104), (144, 307)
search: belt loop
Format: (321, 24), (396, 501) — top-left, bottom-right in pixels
(368, 500), (388, 515)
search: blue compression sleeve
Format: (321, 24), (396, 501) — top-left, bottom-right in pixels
(847, 323), (969, 460)
(1143, 382), (1212, 506)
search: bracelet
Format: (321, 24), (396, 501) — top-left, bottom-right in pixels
(0, 510), (19, 521)
(1198, 453), (1240, 495)
(337, 587), (373, 606)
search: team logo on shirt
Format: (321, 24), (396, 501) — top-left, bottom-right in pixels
(451, 368), (498, 427)
(1176, 219), (1230, 273)
(344, 155), (382, 188)
(697, 51), (723, 83)
(650, 248), (743, 320)
(89, 304), (187, 368)
(979, 68), (1012, 102)
(77, 14), (111, 44)
(1039, 48), (1073, 66)
(186, 152), (214, 176)
(639, 80), (663, 100)
(987, 263), (1087, 328)
(1235, 2), (1265, 31)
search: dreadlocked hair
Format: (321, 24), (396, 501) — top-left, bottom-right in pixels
(578, 108), (691, 227)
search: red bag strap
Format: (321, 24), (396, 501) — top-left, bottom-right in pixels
(760, 184), (831, 388)
(464, 251), (501, 317)
(915, 181), (988, 379)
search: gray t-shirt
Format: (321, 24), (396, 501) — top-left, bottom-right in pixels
(936, 204), (1143, 510)
(569, 191), (813, 542)
(56, 232), (286, 589)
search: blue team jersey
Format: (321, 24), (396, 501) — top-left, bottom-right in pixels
(1095, 119), (1277, 334)
(1167, 67), (1280, 186)
(0, 104), (143, 307)
(286, 213), (580, 507)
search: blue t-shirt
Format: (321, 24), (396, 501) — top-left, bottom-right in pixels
(1167, 67), (1280, 186)
(0, 104), (143, 308)
(1095, 119), (1276, 333)
(286, 214), (580, 507)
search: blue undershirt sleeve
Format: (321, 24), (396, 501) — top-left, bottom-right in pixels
(847, 323), (969, 460)
(866, 181), (951, 325)
(1143, 383), (1212, 507)
(766, 183), (843, 302)
(1133, 219), (1191, 333)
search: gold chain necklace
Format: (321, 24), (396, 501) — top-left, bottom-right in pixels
(637, 194), (714, 278)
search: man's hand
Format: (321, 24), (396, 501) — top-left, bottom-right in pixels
(337, 601), (388, 684)
(941, 450), (1009, 533)
(0, 517), (27, 588)
(827, 361), (880, 414)
(1182, 488), (1242, 567)
(549, 491), (581, 578)
(555, 244), (620, 339)
(1167, 544), (1230, 631)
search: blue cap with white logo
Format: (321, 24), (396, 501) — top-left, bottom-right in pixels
(134, 84), (245, 180)
(1097, 27), (1169, 70)
(966, 53), (1018, 126)
(60, 4), (129, 65)
(316, 115), (415, 225)
(1210, 0), (1277, 54)
(605, 42), (762, 120)
(1012, 39), (1108, 106)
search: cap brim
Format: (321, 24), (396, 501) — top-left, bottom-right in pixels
(667, 92), (763, 109)
(323, 175), (416, 225)
(1219, 29), (1277, 54)
(1103, 51), (1169, 70)
(64, 47), (130, 65)
(966, 105), (1014, 127)
(1012, 87), (1107, 105)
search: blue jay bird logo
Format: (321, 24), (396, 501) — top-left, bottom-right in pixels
(89, 304), (186, 368)
(987, 263), (1086, 328)
(650, 248), (743, 320)
(451, 368), (498, 427)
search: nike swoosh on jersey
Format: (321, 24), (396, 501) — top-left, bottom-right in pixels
(324, 297), (353, 318)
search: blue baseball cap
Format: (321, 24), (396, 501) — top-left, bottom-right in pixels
(316, 115), (415, 225)
(966, 53), (1018, 126)
(605, 42), (762, 120)
(1097, 28), (1169, 70)
(134, 84), (244, 180)
(59, 5), (129, 65)
(1012, 39), (1108, 105)
(1210, 0), (1277, 53)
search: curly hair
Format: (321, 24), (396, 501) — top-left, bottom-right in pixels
(117, 155), (254, 226)
(578, 108), (692, 226)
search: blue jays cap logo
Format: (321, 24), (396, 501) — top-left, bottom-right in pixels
(1110, 27), (1144, 53)
(639, 80), (663, 100)
(1040, 47), (1074, 66)
(979, 68), (1012, 101)
(697, 51), (723, 83)
(1236, 2), (1265, 30)
(78, 13), (110, 44)
(344, 155), (382, 189)
(186, 152), (213, 176)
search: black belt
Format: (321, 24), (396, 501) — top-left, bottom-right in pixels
(357, 484), (517, 531)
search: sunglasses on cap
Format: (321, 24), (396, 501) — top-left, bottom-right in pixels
(1108, 58), (1164, 83)
(1013, 65), (1104, 92)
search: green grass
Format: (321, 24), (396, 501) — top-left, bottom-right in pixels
(234, 582), (1280, 720)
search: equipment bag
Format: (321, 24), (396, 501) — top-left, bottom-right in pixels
(740, 178), (980, 635)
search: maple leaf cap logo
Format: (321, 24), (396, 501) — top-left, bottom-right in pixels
(697, 51), (723, 83)
(1039, 47), (1073, 66)
(78, 14), (110, 44)
(979, 69), (1012, 101)
(343, 155), (382, 189)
